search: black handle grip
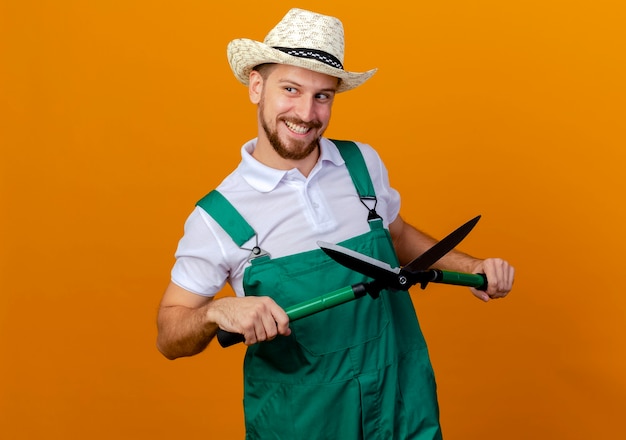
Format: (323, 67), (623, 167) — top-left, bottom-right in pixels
(216, 329), (245, 347)
(477, 273), (488, 291)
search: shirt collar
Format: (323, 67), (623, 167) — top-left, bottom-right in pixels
(238, 138), (345, 193)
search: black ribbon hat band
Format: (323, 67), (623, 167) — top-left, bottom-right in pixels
(273, 46), (344, 70)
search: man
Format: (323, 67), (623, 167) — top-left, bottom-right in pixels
(157, 8), (514, 439)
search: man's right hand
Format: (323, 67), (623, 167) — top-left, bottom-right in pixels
(208, 296), (291, 345)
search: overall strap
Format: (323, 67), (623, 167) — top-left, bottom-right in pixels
(330, 139), (376, 197)
(330, 139), (382, 221)
(196, 190), (255, 247)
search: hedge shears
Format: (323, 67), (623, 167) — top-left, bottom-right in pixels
(217, 215), (487, 347)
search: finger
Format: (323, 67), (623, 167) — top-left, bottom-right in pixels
(485, 263), (501, 297)
(474, 288), (490, 302)
(243, 327), (258, 346)
(493, 263), (515, 298)
(274, 316), (291, 337)
(508, 265), (516, 287)
(492, 261), (507, 296)
(260, 311), (279, 341)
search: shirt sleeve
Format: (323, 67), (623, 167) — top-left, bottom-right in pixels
(170, 207), (232, 297)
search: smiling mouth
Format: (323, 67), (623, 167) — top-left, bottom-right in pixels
(284, 120), (312, 135)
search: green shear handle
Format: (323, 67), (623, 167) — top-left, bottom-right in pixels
(217, 270), (487, 347)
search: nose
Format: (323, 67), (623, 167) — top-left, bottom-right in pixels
(295, 95), (316, 122)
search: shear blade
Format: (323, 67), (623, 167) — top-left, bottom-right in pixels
(403, 215), (481, 273)
(318, 241), (400, 285)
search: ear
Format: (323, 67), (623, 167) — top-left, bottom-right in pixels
(248, 70), (263, 104)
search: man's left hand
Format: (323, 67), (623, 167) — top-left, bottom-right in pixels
(470, 258), (515, 302)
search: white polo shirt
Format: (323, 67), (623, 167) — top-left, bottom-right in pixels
(171, 137), (401, 297)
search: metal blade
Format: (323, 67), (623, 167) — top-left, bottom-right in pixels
(318, 241), (400, 285)
(404, 215), (481, 272)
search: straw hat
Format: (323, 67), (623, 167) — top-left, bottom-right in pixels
(227, 8), (377, 93)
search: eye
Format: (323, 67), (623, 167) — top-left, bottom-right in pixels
(316, 92), (334, 101)
(284, 87), (297, 94)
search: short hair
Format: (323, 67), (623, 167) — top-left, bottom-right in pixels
(252, 63), (278, 80)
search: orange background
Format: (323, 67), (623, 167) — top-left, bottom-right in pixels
(1, 1), (625, 438)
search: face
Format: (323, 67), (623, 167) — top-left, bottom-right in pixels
(250, 64), (338, 162)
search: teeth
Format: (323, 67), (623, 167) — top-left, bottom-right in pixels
(285, 121), (310, 134)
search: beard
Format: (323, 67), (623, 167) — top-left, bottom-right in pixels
(259, 100), (323, 161)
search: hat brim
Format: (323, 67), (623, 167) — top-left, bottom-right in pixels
(227, 39), (377, 93)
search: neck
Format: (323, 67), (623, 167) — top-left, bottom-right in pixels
(252, 136), (321, 178)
